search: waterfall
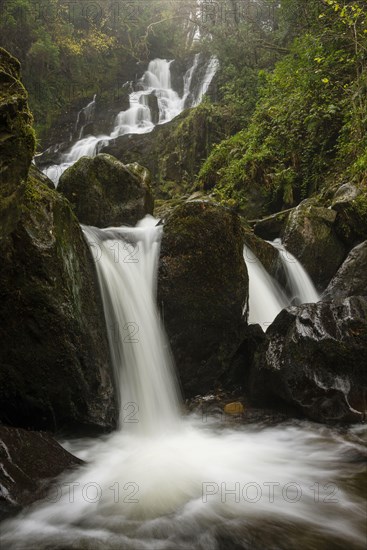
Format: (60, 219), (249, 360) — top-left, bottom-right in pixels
(75, 94), (97, 139)
(83, 217), (181, 433)
(182, 53), (200, 108)
(1, 218), (365, 549)
(270, 238), (320, 305)
(243, 244), (289, 330)
(191, 56), (219, 107)
(43, 55), (219, 186)
(243, 241), (319, 330)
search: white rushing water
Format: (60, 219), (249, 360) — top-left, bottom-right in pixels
(1, 217), (366, 550)
(243, 244), (289, 330)
(271, 238), (320, 305)
(243, 241), (320, 330)
(44, 55), (218, 186)
(83, 217), (181, 433)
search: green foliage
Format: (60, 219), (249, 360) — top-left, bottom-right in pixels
(199, 0), (367, 214)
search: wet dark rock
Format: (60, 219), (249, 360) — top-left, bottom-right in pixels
(146, 92), (159, 125)
(227, 324), (266, 390)
(242, 229), (279, 279)
(158, 200), (248, 396)
(250, 297), (367, 423)
(323, 241), (367, 301)
(253, 209), (293, 241)
(0, 166), (117, 432)
(283, 203), (346, 290)
(58, 153), (154, 227)
(0, 425), (82, 518)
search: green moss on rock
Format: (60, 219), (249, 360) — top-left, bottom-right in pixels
(0, 48), (36, 237)
(58, 154), (154, 227)
(0, 167), (117, 432)
(158, 199), (249, 396)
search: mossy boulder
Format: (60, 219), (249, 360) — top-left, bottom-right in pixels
(158, 200), (248, 396)
(323, 241), (367, 301)
(0, 167), (117, 432)
(58, 154), (154, 227)
(250, 297), (367, 423)
(0, 48), (36, 237)
(0, 425), (82, 518)
(283, 202), (346, 290)
(331, 183), (367, 247)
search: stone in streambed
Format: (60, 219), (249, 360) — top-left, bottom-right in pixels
(282, 202), (346, 290)
(250, 297), (367, 423)
(58, 153), (154, 227)
(0, 425), (82, 518)
(158, 199), (248, 396)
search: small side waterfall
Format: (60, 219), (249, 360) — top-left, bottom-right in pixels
(75, 94), (97, 139)
(83, 217), (181, 433)
(243, 244), (289, 329)
(243, 240), (319, 330)
(44, 55), (219, 186)
(271, 238), (320, 305)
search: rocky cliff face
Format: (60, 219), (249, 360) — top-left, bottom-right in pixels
(0, 48), (36, 237)
(0, 48), (117, 432)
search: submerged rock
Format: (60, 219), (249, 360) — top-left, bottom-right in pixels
(0, 425), (81, 518)
(250, 297), (367, 423)
(58, 153), (154, 227)
(0, 166), (117, 432)
(323, 241), (367, 301)
(283, 203), (346, 290)
(158, 200), (248, 396)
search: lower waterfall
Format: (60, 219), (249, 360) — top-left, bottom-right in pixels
(1, 218), (365, 550)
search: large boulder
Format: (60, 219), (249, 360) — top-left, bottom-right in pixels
(323, 241), (367, 301)
(0, 425), (82, 518)
(0, 166), (117, 432)
(158, 200), (248, 396)
(0, 48), (36, 237)
(250, 297), (367, 423)
(283, 202), (346, 290)
(58, 153), (154, 227)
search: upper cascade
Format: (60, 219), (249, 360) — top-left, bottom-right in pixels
(43, 54), (219, 185)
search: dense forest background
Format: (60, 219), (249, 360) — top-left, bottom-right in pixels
(1, 0), (366, 213)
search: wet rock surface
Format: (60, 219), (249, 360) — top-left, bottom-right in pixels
(250, 297), (367, 423)
(0, 425), (82, 519)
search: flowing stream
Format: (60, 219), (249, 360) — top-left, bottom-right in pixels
(44, 55), (218, 185)
(1, 217), (366, 550)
